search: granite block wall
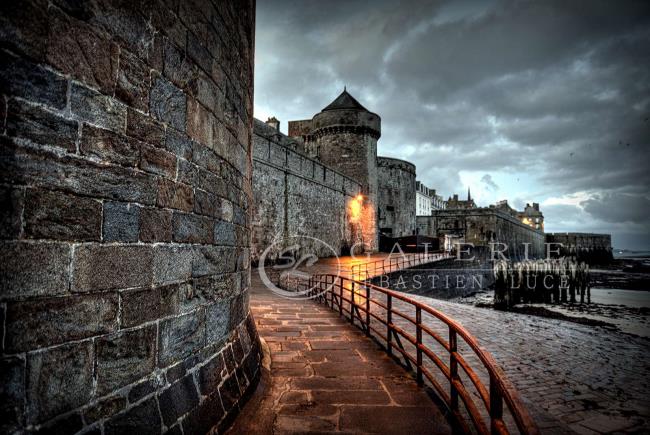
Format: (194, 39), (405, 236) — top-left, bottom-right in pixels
(0, 1), (260, 433)
(377, 156), (416, 237)
(252, 119), (363, 263)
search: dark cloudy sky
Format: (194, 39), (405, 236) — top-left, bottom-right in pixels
(253, 0), (650, 250)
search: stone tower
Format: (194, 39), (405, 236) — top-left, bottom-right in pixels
(289, 89), (381, 251)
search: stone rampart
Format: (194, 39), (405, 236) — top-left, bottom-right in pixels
(377, 156), (416, 237)
(0, 1), (260, 433)
(252, 119), (363, 262)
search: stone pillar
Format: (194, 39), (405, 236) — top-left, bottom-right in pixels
(0, 1), (260, 433)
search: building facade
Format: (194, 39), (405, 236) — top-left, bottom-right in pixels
(416, 181), (433, 216)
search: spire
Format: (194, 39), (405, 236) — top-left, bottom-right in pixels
(467, 187), (471, 201)
(321, 88), (369, 112)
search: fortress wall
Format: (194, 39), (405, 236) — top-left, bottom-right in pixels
(252, 119), (363, 262)
(0, 1), (259, 433)
(377, 156), (417, 237)
(417, 208), (546, 259)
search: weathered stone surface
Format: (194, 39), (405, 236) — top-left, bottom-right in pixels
(5, 293), (118, 352)
(0, 0), (48, 60)
(219, 373), (242, 412)
(104, 397), (161, 435)
(206, 301), (231, 346)
(165, 129), (194, 160)
(150, 76), (186, 131)
(24, 188), (102, 241)
(158, 374), (199, 426)
(126, 108), (165, 147)
(191, 246), (237, 277)
(0, 49), (67, 109)
(127, 377), (157, 404)
(0, 241), (70, 300)
(32, 412), (84, 435)
(103, 201), (140, 242)
(192, 140), (222, 174)
(0, 186), (23, 239)
(26, 340), (93, 423)
(194, 189), (220, 218)
(139, 207), (172, 243)
(187, 98), (214, 146)
(0, 356), (25, 434)
(158, 310), (206, 367)
(121, 287), (162, 328)
(229, 293), (246, 330)
(157, 178), (194, 211)
(81, 123), (140, 166)
(214, 220), (235, 246)
(116, 49), (150, 111)
(96, 325), (157, 395)
(140, 144), (176, 178)
(47, 7), (118, 93)
(182, 391), (225, 435)
(163, 38), (198, 91)
(172, 212), (213, 244)
(72, 245), (153, 292)
(71, 83), (127, 131)
(6, 99), (77, 151)
(153, 245), (194, 285)
(84, 395), (127, 425)
(193, 273), (238, 301)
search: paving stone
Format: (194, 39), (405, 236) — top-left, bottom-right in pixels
(95, 325), (157, 396)
(26, 340), (93, 424)
(6, 99), (77, 152)
(150, 76), (186, 131)
(102, 201), (140, 242)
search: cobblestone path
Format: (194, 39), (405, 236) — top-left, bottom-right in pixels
(379, 292), (650, 434)
(229, 277), (451, 434)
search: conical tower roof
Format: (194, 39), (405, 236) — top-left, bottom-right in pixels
(322, 88), (369, 112)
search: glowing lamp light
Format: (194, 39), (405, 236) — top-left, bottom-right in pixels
(349, 194), (363, 223)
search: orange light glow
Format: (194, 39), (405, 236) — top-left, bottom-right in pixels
(349, 195), (363, 223)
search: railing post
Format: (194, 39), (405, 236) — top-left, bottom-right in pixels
(490, 373), (504, 435)
(365, 285), (370, 336)
(387, 294), (392, 356)
(339, 276), (343, 316)
(351, 281), (356, 325)
(416, 306), (423, 385)
(449, 327), (459, 412)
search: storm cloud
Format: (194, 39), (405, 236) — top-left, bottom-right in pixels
(254, 0), (650, 249)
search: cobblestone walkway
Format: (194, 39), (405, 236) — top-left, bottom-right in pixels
(393, 293), (650, 434)
(229, 276), (451, 434)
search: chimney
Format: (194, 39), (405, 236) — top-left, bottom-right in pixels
(266, 116), (280, 131)
(533, 202), (539, 211)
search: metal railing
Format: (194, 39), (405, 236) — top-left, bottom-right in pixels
(298, 274), (539, 435)
(350, 251), (449, 280)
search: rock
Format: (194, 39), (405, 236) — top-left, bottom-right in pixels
(158, 374), (199, 427)
(157, 178), (194, 212)
(102, 201), (140, 242)
(172, 212), (213, 244)
(150, 76), (186, 131)
(6, 99), (77, 152)
(95, 325), (157, 396)
(139, 207), (172, 243)
(26, 340), (93, 423)
(206, 301), (231, 346)
(5, 293), (118, 352)
(72, 244), (153, 292)
(23, 188), (101, 241)
(81, 124), (141, 167)
(70, 83), (127, 132)
(0, 241), (70, 300)
(115, 49), (150, 111)
(104, 397), (161, 435)
(158, 310), (206, 367)
(126, 108), (165, 147)
(140, 144), (176, 178)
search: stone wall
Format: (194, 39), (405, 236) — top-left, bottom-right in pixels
(0, 1), (260, 434)
(546, 232), (613, 264)
(252, 120), (363, 262)
(417, 208), (546, 259)
(377, 156), (416, 237)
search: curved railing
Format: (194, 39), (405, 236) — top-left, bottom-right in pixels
(300, 274), (539, 435)
(350, 251), (449, 280)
